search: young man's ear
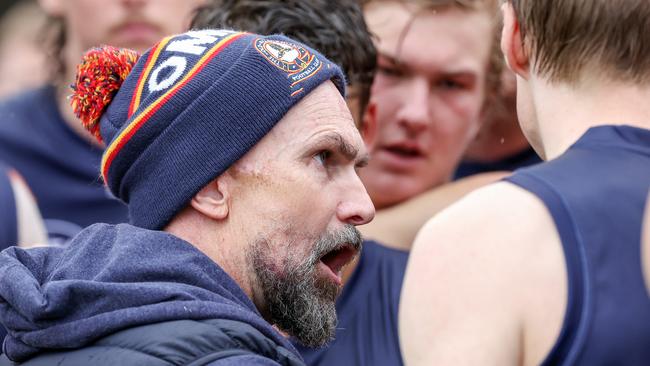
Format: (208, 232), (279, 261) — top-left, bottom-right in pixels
(361, 102), (378, 150)
(501, 2), (530, 80)
(190, 175), (231, 221)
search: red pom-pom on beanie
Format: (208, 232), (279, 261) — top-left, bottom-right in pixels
(70, 46), (140, 144)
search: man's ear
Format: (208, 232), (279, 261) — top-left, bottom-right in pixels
(38, 0), (64, 17)
(361, 102), (378, 150)
(501, 2), (530, 80)
(190, 175), (231, 221)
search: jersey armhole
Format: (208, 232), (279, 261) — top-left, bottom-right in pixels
(504, 173), (591, 365)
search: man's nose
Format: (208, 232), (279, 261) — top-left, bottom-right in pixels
(121, 0), (147, 7)
(337, 173), (376, 226)
(395, 77), (431, 134)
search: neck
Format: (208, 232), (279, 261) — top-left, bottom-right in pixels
(463, 114), (530, 162)
(529, 76), (650, 160)
(165, 209), (254, 299)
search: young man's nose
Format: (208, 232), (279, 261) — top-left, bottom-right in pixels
(396, 78), (432, 134)
(121, 0), (147, 8)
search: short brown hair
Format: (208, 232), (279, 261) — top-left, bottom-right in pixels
(511, 0), (650, 84)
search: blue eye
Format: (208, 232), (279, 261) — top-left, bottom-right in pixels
(315, 150), (332, 165)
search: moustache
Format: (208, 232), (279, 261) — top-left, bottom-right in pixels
(308, 225), (363, 266)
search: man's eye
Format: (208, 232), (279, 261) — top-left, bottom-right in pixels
(438, 79), (463, 90)
(378, 65), (403, 78)
(315, 150), (332, 165)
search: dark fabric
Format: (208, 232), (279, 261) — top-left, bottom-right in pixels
(0, 86), (128, 242)
(294, 241), (408, 366)
(0, 223), (301, 364)
(454, 146), (541, 180)
(0, 162), (16, 345)
(0, 162), (16, 251)
(505, 125), (650, 365)
(0, 319), (303, 365)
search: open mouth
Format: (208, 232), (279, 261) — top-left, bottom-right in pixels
(384, 145), (423, 158)
(318, 245), (357, 286)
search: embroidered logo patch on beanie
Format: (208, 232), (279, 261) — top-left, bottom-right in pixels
(254, 38), (324, 97)
(70, 29), (346, 230)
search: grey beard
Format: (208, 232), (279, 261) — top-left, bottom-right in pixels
(250, 225), (362, 347)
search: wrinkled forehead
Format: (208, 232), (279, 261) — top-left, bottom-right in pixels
(287, 82), (360, 140)
(260, 82), (365, 158)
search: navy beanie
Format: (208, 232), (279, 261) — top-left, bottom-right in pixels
(72, 30), (345, 230)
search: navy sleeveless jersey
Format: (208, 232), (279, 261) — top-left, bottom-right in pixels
(293, 240), (408, 366)
(505, 125), (650, 365)
(0, 86), (128, 242)
(454, 147), (541, 180)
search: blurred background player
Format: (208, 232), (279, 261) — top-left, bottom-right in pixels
(0, 160), (47, 343)
(356, 0), (506, 250)
(359, 0), (493, 210)
(0, 0), (205, 243)
(193, 0), (500, 365)
(0, 1), (50, 343)
(0, 0), (48, 99)
(401, 0), (650, 364)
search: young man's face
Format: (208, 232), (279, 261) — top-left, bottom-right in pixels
(228, 82), (374, 347)
(360, 1), (493, 209)
(43, 0), (205, 69)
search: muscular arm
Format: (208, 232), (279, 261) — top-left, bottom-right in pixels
(399, 182), (567, 366)
(359, 171), (509, 250)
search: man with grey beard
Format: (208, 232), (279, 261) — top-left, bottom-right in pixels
(251, 226), (362, 346)
(0, 29), (373, 366)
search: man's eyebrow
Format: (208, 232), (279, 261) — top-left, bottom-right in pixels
(377, 51), (413, 75)
(314, 133), (369, 167)
(378, 51), (402, 67)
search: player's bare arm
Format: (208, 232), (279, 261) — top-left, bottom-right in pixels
(399, 181), (567, 366)
(360, 171), (509, 250)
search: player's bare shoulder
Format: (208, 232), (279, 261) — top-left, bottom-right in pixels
(413, 181), (563, 258)
(401, 181), (568, 366)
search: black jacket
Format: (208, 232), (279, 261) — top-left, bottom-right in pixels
(0, 319), (304, 365)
